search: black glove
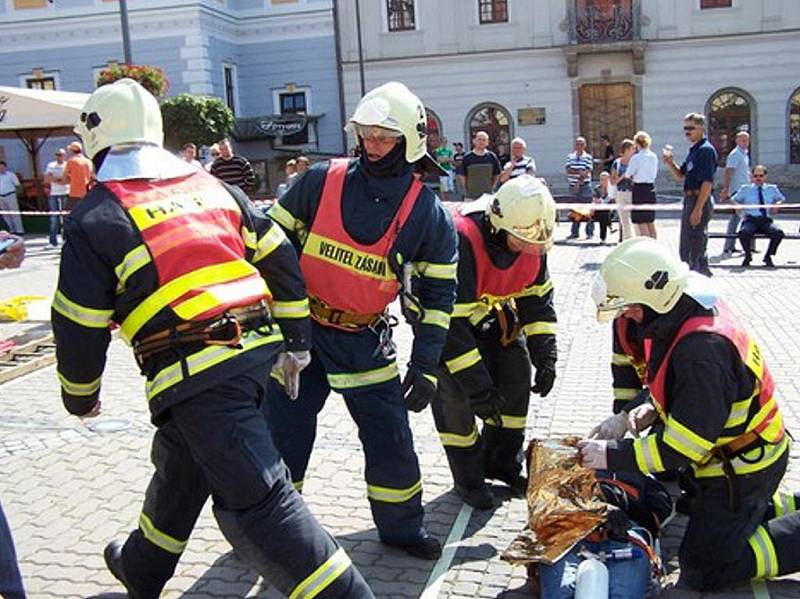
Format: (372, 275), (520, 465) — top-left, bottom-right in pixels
(401, 365), (437, 412)
(531, 365), (556, 397)
(470, 388), (505, 426)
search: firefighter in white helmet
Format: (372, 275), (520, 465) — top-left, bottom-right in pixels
(429, 175), (558, 508)
(54, 78), (373, 598)
(265, 81), (458, 559)
(580, 237), (800, 591)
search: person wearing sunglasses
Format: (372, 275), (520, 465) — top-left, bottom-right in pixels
(732, 165), (785, 267)
(662, 112), (717, 277)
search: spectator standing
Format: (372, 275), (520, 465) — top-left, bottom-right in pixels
(296, 155), (311, 177)
(452, 142), (466, 199)
(662, 112), (717, 277)
(565, 136), (594, 239)
(611, 138), (635, 241)
(276, 159), (297, 198)
(210, 139), (255, 195)
(720, 131), (752, 255)
(44, 148), (70, 246)
(457, 131), (501, 200)
(625, 131), (659, 239)
(181, 143), (203, 169)
(593, 172), (613, 243)
(499, 137), (536, 183)
(595, 134), (616, 172)
(63, 141), (94, 211)
(433, 137), (455, 199)
(734, 165), (785, 268)
(204, 143), (220, 172)
(0, 161), (23, 235)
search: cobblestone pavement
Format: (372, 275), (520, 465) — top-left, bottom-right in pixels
(1, 215), (800, 598)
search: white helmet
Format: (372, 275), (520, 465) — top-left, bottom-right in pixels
(591, 238), (690, 322)
(487, 176), (556, 252)
(347, 81), (429, 165)
(75, 78), (163, 159)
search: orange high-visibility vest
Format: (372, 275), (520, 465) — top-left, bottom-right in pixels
(615, 317), (648, 383)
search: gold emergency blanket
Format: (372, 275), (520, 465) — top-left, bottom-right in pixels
(502, 437), (607, 566)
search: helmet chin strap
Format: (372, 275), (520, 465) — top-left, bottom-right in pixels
(358, 137), (409, 178)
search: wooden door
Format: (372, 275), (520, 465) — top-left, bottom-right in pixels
(579, 83), (635, 169)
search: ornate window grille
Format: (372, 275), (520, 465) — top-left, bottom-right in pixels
(707, 90), (752, 166)
(479, 0), (508, 24)
(574, 0), (634, 44)
(387, 0), (416, 32)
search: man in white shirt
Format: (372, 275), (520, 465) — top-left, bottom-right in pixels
(499, 137), (536, 183)
(624, 131), (659, 238)
(720, 132), (751, 255)
(45, 148), (70, 246)
(0, 161), (23, 235)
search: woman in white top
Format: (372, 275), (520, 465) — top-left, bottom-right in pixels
(625, 130), (659, 239)
(610, 138), (636, 242)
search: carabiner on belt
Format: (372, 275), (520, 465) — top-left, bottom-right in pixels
(369, 313), (399, 361)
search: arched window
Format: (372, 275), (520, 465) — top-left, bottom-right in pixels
(466, 103), (512, 163)
(425, 107), (443, 153)
(790, 88), (800, 164)
(706, 89), (753, 165)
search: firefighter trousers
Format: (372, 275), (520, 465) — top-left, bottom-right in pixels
(265, 323), (426, 546)
(120, 365), (373, 598)
(431, 333), (532, 491)
(679, 448), (800, 590)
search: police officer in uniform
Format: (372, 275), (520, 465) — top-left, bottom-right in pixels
(266, 82), (458, 559)
(52, 79), (373, 598)
(580, 238), (800, 591)
(431, 175), (557, 508)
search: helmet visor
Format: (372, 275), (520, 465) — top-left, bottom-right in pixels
(353, 124), (403, 143)
(590, 272), (632, 323)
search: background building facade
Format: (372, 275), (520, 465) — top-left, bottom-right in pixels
(0, 0), (343, 196)
(337, 0), (800, 191)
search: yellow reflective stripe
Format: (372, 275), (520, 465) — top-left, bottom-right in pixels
(289, 547), (352, 599)
(121, 259), (261, 341)
(773, 491), (797, 518)
(268, 201), (305, 235)
(663, 418), (714, 462)
(114, 244), (151, 293)
(326, 363), (399, 390)
(759, 410), (785, 444)
(292, 480), (304, 492)
(57, 372), (101, 397)
(522, 321), (558, 336)
(748, 525), (778, 579)
(303, 232), (394, 281)
(634, 435), (664, 474)
(52, 290), (113, 329)
(423, 373), (438, 387)
(253, 224), (287, 263)
(613, 387), (641, 401)
(138, 512), (187, 555)
(516, 279), (554, 298)
(421, 309), (451, 330)
(452, 302), (480, 318)
(367, 479), (422, 504)
(172, 276), (267, 324)
(611, 352), (632, 367)
(413, 261), (457, 280)
(499, 415), (527, 429)
(127, 186), (237, 231)
(725, 398), (752, 429)
(746, 395), (778, 434)
(439, 426), (479, 448)
(272, 298), (310, 319)
(146, 330), (282, 399)
(695, 436), (789, 478)
(745, 338), (765, 380)
(445, 348), (482, 374)
(241, 226), (257, 251)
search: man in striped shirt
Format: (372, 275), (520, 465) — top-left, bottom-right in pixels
(499, 137), (536, 184)
(210, 139), (255, 195)
(565, 136), (594, 239)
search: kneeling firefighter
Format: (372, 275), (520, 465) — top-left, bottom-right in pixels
(52, 78), (373, 598)
(265, 82), (458, 559)
(430, 175), (558, 508)
(579, 237), (800, 591)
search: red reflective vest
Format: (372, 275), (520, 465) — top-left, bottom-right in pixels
(615, 317), (647, 383)
(452, 211), (540, 301)
(109, 171), (269, 341)
(299, 158), (421, 315)
(645, 301), (784, 445)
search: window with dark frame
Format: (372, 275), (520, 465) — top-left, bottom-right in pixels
(387, 0), (416, 32)
(223, 65), (236, 116)
(790, 89), (800, 164)
(26, 77), (55, 90)
(279, 91), (309, 145)
(700, 0), (732, 9)
(479, 0), (508, 24)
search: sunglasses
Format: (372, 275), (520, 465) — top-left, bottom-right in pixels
(752, 174), (765, 178)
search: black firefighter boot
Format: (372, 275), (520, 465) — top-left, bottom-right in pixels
(483, 425), (528, 496)
(444, 440), (495, 510)
(104, 540), (157, 599)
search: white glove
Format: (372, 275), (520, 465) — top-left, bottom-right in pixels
(577, 439), (608, 470)
(627, 403), (658, 436)
(588, 412), (628, 441)
(274, 350), (311, 400)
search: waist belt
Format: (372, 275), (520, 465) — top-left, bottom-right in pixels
(309, 295), (383, 330)
(133, 300), (273, 365)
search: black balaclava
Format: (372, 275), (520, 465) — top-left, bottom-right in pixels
(359, 137), (409, 178)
